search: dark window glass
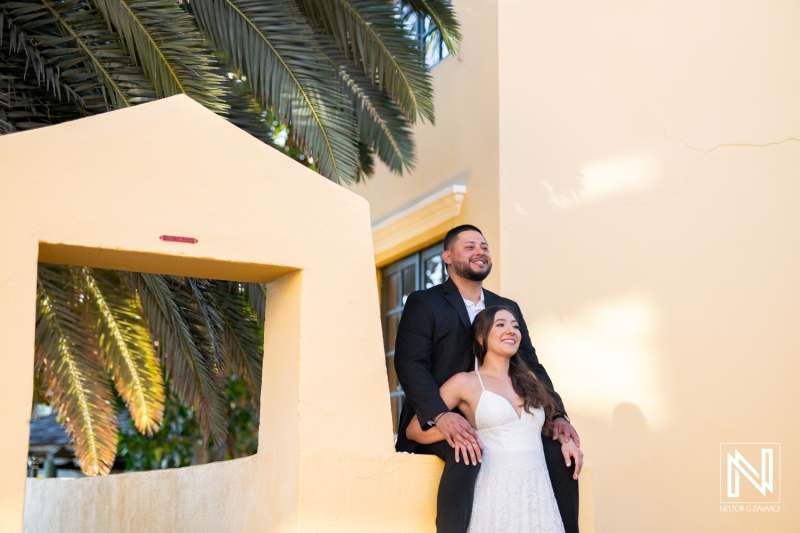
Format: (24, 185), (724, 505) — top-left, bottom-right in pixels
(385, 271), (400, 310)
(401, 265), (416, 304)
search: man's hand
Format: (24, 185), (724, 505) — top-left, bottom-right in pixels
(552, 418), (580, 447)
(436, 412), (484, 464)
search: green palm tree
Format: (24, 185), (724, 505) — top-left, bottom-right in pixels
(34, 264), (265, 475)
(0, 0), (461, 183)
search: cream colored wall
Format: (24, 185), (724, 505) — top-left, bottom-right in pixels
(348, 0), (504, 291)
(1, 96), (449, 532)
(24, 457), (259, 532)
(498, 1), (800, 532)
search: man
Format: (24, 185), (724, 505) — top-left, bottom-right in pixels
(394, 225), (582, 533)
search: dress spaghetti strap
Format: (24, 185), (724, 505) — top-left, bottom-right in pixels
(474, 357), (485, 391)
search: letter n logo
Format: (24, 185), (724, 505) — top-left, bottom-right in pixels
(720, 443), (780, 503)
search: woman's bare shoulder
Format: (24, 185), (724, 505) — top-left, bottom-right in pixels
(446, 371), (482, 390)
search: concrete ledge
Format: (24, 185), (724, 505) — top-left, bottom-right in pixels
(23, 456), (593, 532)
(24, 457), (259, 533)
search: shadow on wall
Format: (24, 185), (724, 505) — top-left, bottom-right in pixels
(584, 402), (680, 532)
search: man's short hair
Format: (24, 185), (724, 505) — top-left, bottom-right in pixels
(443, 224), (484, 251)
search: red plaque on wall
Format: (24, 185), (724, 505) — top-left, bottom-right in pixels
(159, 235), (198, 244)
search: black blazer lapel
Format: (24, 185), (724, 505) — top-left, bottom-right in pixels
(484, 289), (503, 308)
(442, 277), (472, 333)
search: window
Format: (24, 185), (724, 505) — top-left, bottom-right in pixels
(397, 4), (450, 68)
(381, 242), (447, 436)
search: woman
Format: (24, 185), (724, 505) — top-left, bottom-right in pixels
(407, 305), (577, 532)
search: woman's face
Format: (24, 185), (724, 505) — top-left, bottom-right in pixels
(484, 309), (521, 358)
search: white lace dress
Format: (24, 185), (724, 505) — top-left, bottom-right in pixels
(467, 367), (565, 533)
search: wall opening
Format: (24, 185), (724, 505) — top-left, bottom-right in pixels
(29, 243), (278, 478)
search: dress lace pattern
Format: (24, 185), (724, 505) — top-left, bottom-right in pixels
(466, 368), (565, 533)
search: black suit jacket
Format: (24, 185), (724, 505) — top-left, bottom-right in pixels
(394, 277), (566, 453)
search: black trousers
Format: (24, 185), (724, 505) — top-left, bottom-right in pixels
(417, 436), (579, 533)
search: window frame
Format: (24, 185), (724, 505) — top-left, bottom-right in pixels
(380, 241), (447, 437)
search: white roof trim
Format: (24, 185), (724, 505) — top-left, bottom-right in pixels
(372, 184), (467, 265)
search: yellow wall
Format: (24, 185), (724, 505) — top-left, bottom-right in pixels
(347, 0), (799, 531)
(24, 457), (259, 532)
(1, 96), (449, 532)
(497, 1), (800, 531)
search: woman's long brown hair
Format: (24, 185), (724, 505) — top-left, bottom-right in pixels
(471, 305), (557, 436)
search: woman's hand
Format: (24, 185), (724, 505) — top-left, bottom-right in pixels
(560, 437), (583, 480)
(436, 412), (484, 465)
(454, 440), (483, 466)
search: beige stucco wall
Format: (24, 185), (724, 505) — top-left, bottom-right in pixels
(348, 0), (504, 291)
(497, 1), (800, 532)
(0, 96), (450, 532)
(343, 0), (799, 531)
(23, 457), (259, 532)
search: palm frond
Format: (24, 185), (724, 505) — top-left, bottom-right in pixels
(16, 0), (155, 111)
(210, 281), (263, 407)
(321, 41), (415, 175)
(189, 0), (358, 183)
(35, 265), (118, 476)
(79, 268), (164, 435)
(221, 75), (275, 146)
(90, 0), (228, 113)
(400, 0), (461, 55)
(131, 273), (228, 444)
(0, 10), (73, 104)
(297, 0), (434, 124)
(355, 140), (375, 182)
(0, 67), (80, 132)
(186, 277), (226, 371)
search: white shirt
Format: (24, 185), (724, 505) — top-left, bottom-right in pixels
(428, 289), (486, 427)
(463, 290), (485, 324)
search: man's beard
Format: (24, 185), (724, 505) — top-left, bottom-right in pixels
(451, 258), (492, 281)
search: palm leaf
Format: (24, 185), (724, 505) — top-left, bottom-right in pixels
(400, 0), (461, 54)
(89, 0), (228, 113)
(186, 277), (226, 371)
(355, 140), (375, 181)
(1, 0), (156, 122)
(210, 281), (263, 407)
(221, 74), (275, 146)
(188, 0), (358, 183)
(79, 267), (164, 435)
(130, 272), (227, 444)
(35, 264), (118, 476)
(297, 0), (434, 124)
(321, 40), (415, 175)
(0, 10), (74, 104)
(0, 67), (81, 132)
(33, 0), (154, 110)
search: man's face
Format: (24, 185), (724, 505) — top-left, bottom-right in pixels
(443, 230), (492, 282)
